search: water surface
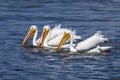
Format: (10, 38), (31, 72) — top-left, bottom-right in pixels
(0, 0), (120, 80)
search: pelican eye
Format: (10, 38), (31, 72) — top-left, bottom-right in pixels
(31, 27), (35, 30)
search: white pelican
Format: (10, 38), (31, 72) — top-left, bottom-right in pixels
(21, 25), (41, 46)
(57, 31), (111, 53)
(37, 25), (81, 49)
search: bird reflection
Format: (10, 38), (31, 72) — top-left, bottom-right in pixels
(22, 45), (39, 52)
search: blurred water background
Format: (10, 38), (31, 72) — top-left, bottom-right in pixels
(0, 0), (120, 80)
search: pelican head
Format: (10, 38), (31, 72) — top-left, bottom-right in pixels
(56, 32), (71, 51)
(37, 25), (50, 47)
(21, 25), (37, 46)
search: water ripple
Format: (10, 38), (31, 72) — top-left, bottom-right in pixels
(0, 0), (120, 80)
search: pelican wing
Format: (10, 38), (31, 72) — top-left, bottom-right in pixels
(76, 31), (108, 51)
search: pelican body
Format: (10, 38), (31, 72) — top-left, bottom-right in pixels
(38, 25), (81, 49)
(57, 31), (111, 53)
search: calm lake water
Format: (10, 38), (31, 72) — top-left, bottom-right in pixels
(0, 0), (120, 80)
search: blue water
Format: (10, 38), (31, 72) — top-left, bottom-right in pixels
(0, 0), (120, 80)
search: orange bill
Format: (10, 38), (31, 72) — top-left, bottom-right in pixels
(56, 32), (71, 51)
(37, 28), (49, 48)
(21, 27), (36, 46)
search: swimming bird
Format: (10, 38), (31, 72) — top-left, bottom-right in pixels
(37, 25), (81, 49)
(57, 31), (110, 53)
(21, 25), (41, 46)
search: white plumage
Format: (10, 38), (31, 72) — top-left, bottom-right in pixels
(38, 25), (81, 49)
(57, 31), (111, 53)
(76, 31), (108, 51)
(22, 25), (112, 53)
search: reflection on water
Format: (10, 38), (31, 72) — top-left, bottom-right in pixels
(22, 45), (39, 52)
(0, 0), (120, 80)
(22, 44), (110, 61)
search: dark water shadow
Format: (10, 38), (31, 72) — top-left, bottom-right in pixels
(22, 45), (112, 59)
